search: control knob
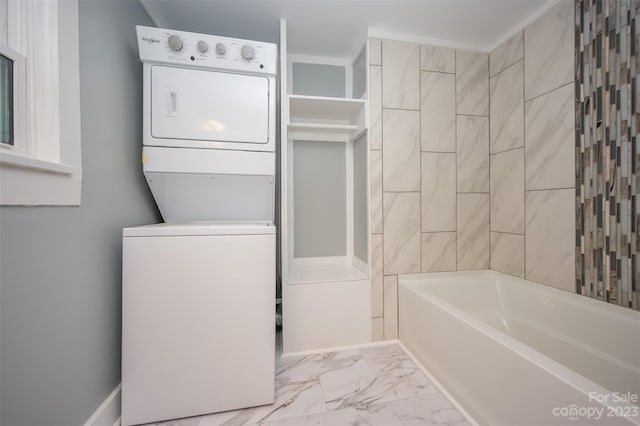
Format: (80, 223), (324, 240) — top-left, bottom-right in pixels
(197, 40), (208, 53)
(241, 44), (255, 60)
(167, 34), (183, 51)
(215, 43), (226, 55)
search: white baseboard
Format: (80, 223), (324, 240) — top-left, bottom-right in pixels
(281, 339), (397, 359)
(83, 383), (121, 426)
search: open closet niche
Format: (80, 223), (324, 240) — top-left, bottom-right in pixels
(280, 19), (371, 353)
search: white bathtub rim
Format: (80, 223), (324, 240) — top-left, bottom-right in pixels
(399, 270), (640, 325)
(397, 340), (480, 426)
(398, 273), (640, 421)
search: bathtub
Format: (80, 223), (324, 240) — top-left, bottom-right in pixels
(398, 270), (640, 426)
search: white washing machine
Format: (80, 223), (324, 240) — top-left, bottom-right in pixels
(122, 27), (278, 426)
(122, 222), (275, 426)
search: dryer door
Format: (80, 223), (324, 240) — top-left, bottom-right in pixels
(151, 65), (270, 146)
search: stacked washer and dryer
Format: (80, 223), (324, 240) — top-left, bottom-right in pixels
(121, 26), (277, 426)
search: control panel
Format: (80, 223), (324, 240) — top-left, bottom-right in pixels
(136, 26), (277, 75)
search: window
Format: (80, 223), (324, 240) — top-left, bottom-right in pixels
(0, 54), (13, 146)
(0, 0), (81, 206)
(0, 43), (25, 153)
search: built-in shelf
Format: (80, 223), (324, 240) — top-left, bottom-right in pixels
(289, 94), (366, 122)
(288, 95), (367, 141)
(288, 256), (368, 285)
(288, 122), (358, 132)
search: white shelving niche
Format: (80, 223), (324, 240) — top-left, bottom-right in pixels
(279, 18), (372, 353)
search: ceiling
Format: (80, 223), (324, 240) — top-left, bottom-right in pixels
(141, 0), (553, 57)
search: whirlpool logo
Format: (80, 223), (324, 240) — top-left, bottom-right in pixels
(141, 37), (160, 44)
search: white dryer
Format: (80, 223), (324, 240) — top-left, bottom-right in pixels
(122, 26), (278, 426)
(137, 25), (277, 223)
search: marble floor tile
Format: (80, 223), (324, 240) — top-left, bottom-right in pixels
(276, 350), (364, 380)
(268, 401), (402, 426)
(392, 396), (470, 426)
(358, 343), (407, 363)
(319, 358), (435, 412)
(154, 345), (469, 426)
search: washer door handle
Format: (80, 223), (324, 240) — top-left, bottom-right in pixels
(167, 90), (178, 117)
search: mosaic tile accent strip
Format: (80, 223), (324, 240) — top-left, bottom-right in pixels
(576, 0), (639, 310)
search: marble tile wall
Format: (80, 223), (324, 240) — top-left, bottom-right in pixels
(489, 1), (576, 291)
(576, 0), (639, 310)
(368, 38), (490, 340)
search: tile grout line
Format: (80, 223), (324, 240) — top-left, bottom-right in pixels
(488, 48), (492, 271)
(523, 31), (527, 279)
(419, 42), (423, 277)
(490, 145), (526, 156)
(380, 39), (386, 340)
(455, 49), (459, 271)
(524, 80), (575, 104)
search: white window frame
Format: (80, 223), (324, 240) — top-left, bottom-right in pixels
(0, 42), (26, 154)
(0, 0), (82, 206)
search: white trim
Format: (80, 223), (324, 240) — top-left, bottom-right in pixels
(281, 338), (397, 359)
(0, 42), (26, 154)
(486, 0), (560, 52)
(83, 383), (121, 426)
(0, 0), (82, 206)
(0, 151), (76, 175)
(398, 341), (479, 426)
(352, 255), (368, 275)
(345, 132), (354, 258)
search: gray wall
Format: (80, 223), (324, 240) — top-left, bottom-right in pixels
(292, 62), (346, 98)
(0, 1), (159, 425)
(293, 140), (346, 257)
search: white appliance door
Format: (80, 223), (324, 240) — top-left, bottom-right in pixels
(151, 65), (270, 144)
(122, 232), (275, 426)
